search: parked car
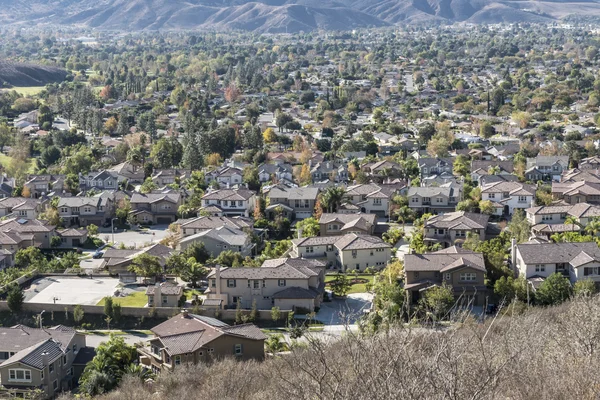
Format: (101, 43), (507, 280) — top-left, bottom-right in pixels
(92, 251), (104, 259)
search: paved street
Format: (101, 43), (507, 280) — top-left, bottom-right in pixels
(97, 225), (172, 248)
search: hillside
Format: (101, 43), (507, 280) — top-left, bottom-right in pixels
(0, 61), (68, 87)
(2, 0), (600, 32)
(64, 297), (600, 400)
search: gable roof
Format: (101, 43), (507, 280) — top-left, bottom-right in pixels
(319, 213), (376, 231)
(202, 189), (255, 201)
(404, 248), (485, 272)
(424, 211), (489, 230)
(516, 242), (600, 266)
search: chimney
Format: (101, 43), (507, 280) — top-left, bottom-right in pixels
(298, 227), (303, 239)
(41, 352), (49, 386)
(215, 265), (221, 296)
(154, 282), (162, 307)
(510, 238), (517, 268)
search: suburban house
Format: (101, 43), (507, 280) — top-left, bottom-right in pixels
(151, 169), (191, 187)
(423, 211), (490, 247)
(178, 225), (254, 257)
(138, 312), (265, 374)
(470, 160), (515, 184)
(407, 185), (460, 214)
(290, 233), (392, 271)
(78, 171), (120, 191)
(108, 162), (145, 183)
(419, 157), (453, 178)
(512, 241), (600, 283)
(56, 228), (88, 248)
(526, 203), (600, 226)
(561, 168), (600, 183)
(578, 156), (600, 171)
(57, 196), (113, 227)
(177, 216), (253, 237)
(266, 186), (319, 220)
(205, 167), (244, 187)
(130, 192), (182, 224)
(0, 197), (45, 219)
(526, 156), (569, 181)
(345, 183), (397, 217)
(480, 181), (536, 215)
(0, 218), (56, 248)
(552, 181), (600, 205)
(146, 282), (183, 307)
(24, 175), (67, 198)
(257, 163), (293, 183)
(309, 161), (348, 183)
(201, 189), (256, 218)
(101, 244), (173, 275)
(318, 213), (377, 236)
(0, 176), (15, 198)
(205, 258), (326, 311)
(0, 325), (88, 399)
(362, 160), (403, 180)
(403, 246), (488, 306)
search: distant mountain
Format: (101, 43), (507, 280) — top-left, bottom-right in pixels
(1, 0), (600, 32)
(0, 61), (67, 87)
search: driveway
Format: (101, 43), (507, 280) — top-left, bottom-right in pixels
(315, 293), (373, 326)
(98, 225), (171, 248)
(84, 331), (154, 348)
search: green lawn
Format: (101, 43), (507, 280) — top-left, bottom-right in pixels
(96, 291), (148, 307)
(3, 86), (47, 96)
(185, 289), (203, 300)
(0, 153), (37, 173)
(325, 274), (375, 294)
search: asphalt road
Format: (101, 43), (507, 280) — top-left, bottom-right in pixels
(97, 225), (172, 248)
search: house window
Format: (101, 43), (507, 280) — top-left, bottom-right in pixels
(41, 369), (44, 380)
(436, 229), (445, 235)
(460, 272), (476, 282)
(584, 267), (600, 276)
(84, 207), (91, 213)
(234, 344), (243, 356)
(208, 348), (214, 354)
(306, 246), (314, 253)
(327, 245), (333, 251)
(227, 279), (236, 288)
(488, 193), (495, 199)
(373, 198), (382, 205)
(73, 207), (80, 213)
(444, 273), (451, 281)
(254, 280), (260, 289)
(18, 210), (27, 217)
(63, 355), (67, 365)
(61, 207), (68, 213)
(49, 363), (54, 373)
(278, 279), (286, 287)
(352, 250), (357, 258)
(518, 196), (527, 203)
(356, 263), (360, 270)
(436, 197), (443, 203)
(162, 297), (168, 304)
(414, 272), (419, 278)
(53, 380), (58, 391)
(535, 265), (545, 272)
(411, 197), (419, 203)
(238, 201), (243, 206)
(9, 369), (32, 382)
(263, 280), (266, 288)
(174, 356), (181, 365)
(542, 215), (552, 221)
(211, 279), (216, 288)
(455, 231), (466, 237)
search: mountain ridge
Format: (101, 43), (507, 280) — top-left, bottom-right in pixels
(1, 0), (600, 32)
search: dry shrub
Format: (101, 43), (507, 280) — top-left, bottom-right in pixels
(64, 297), (600, 400)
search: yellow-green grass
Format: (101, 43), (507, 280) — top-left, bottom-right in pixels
(96, 291), (148, 307)
(1, 86), (46, 96)
(185, 289), (204, 300)
(325, 274), (375, 294)
(0, 154), (37, 173)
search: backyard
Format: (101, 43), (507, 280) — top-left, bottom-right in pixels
(325, 274), (375, 294)
(97, 290), (148, 307)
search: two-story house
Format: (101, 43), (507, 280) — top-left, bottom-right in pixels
(138, 312), (265, 375)
(480, 181), (536, 216)
(0, 325), (89, 399)
(201, 189), (256, 218)
(177, 216), (253, 237)
(419, 157), (454, 178)
(266, 186), (319, 220)
(470, 160), (515, 184)
(0, 218), (56, 248)
(512, 241), (600, 284)
(146, 282), (183, 307)
(309, 161), (348, 183)
(578, 156), (600, 171)
(57, 196), (113, 227)
(130, 192), (182, 224)
(345, 183), (398, 217)
(205, 258), (326, 311)
(552, 181), (600, 205)
(205, 167), (244, 187)
(151, 169), (191, 187)
(0, 197), (45, 219)
(404, 246), (487, 306)
(423, 211), (489, 247)
(101, 243), (173, 275)
(178, 225), (254, 257)
(79, 171), (120, 192)
(24, 175), (67, 198)
(362, 160), (403, 181)
(526, 156), (569, 181)
(258, 163), (293, 183)
(318, 213), (377, 236)
(108, 162), (145, 184)
(407, 185), (460, 214)
(561, 168), (600, 183)
(290, 233), (392, 271)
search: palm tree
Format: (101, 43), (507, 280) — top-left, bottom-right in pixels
(320, 186), (347, 213)
(585, 217), (600, 236)
(395, 206), (414, 230)
(564, 216), (580, 233)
